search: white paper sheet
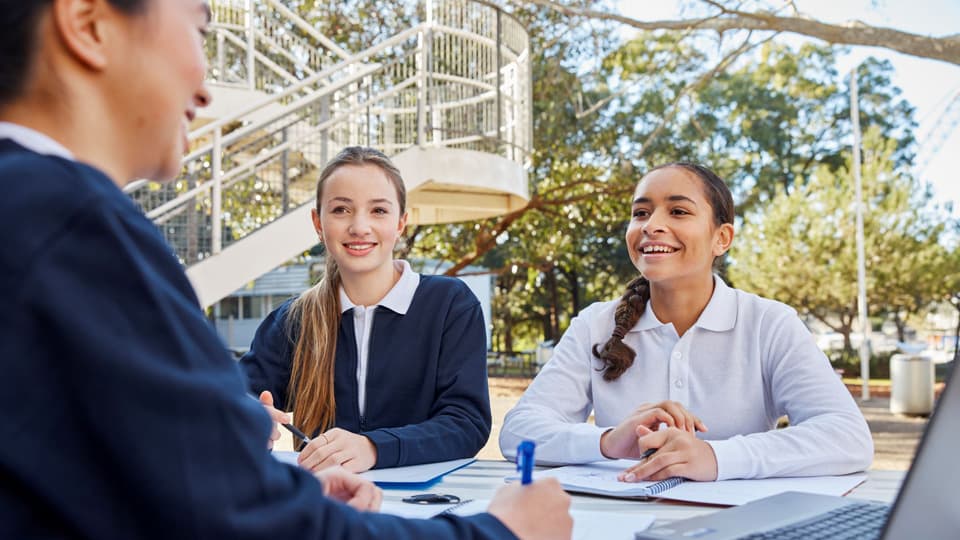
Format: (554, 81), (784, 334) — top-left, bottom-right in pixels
(271, 450), (300, 467)
(530, 460), (868, 505)
(661, 473), (869, 505)
(379, 499), (655, 539)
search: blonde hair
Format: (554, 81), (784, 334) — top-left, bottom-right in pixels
(286, 147), (406, 442)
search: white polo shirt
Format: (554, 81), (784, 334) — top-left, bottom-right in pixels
(339, 259), (420, 417)
(500, 276), (874, 480)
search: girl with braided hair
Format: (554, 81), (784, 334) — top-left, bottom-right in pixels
(500, 163), (873, 482)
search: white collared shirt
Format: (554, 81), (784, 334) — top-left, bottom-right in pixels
(0, 122), (74, 160)
(339, 259), (420, 417)
(500, 276), (873, 479)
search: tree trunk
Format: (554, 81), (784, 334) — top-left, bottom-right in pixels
(892, 311), (907, 343)
(560, 266), (581, 317)
(953, 296), (960, 362)
(547, 267), (560, 341)
(839, 310), (855, 357)
(841, 326), (854, 357)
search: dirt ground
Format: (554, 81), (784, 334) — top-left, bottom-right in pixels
(482, 378), (928, 471)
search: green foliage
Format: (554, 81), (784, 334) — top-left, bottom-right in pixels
(729, 127), (958, 352)
(694, 45), (915, 216)
(828, 349), (893, 379)
(393, 2), (926, 351)
(243, 1), (945, 354)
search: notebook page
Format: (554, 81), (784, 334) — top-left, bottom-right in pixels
(660, 472), (868, 505)
(533, 459), (663, 497)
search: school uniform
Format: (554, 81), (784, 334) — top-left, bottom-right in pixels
(500, 276), (874, 480)
(0, 126), (512, 539)
(241, 263), (492, 468)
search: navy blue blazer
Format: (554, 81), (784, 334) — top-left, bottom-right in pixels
(0, 140), (513, 539)
(241, 276), (493, 468)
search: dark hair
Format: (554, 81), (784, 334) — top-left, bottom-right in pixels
(655, 162), (735, 228)
(0, 0), (147, 104)
(592, 162), (735, 381)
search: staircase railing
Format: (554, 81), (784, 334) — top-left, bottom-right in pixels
(206, 0), (349, 94)
(126, 0), (531, 270)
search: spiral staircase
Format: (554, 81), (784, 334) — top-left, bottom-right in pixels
(124, 0), (532, 307)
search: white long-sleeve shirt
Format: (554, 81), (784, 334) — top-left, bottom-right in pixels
(500, 277), (873, 480)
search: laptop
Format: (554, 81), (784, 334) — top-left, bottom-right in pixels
(636, 366), (959, 540)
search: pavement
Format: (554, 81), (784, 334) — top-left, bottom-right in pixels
(480, 378), (929, 471)
(855, 396), (928, 470)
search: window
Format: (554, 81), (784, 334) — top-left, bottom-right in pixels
(242, 296), (264, 319)
(219, 297), (240, 320)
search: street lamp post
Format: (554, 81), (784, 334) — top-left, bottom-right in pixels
(850, 69), (871, 400)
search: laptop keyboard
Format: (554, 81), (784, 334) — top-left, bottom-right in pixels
(740, 501), (890, 540)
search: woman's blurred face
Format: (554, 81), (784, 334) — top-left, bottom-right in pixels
(108, 0), (211, 181)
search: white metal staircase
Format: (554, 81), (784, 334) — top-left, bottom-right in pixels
(124, 0), (532, 308)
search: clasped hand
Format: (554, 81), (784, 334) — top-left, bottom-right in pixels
(599, 400), (717, 482)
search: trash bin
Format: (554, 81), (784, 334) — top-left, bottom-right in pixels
(889, 354), (934, 416)
(534, 340), (555, 373)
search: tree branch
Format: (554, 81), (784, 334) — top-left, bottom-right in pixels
(442, 28), (770, 276)
(519, 0), (960, 66)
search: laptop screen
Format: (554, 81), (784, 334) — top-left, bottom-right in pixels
(882, 364), (959, 539)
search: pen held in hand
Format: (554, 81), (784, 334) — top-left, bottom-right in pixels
(281, 422), (311, 444)
(517, 440), (535, 485)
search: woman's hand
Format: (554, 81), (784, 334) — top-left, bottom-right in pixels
(600, 401), (707, 459)
(314, 466), (382, 511)
(298, 428), (378, 473)
(258, 391), (290, 450)
(617, 426), (718, 482)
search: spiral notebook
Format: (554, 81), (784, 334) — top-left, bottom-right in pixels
(530, 459), (867, 505)
(530, 460), (686, 499)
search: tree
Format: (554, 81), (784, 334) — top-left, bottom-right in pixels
(271, 0), (937, 352)
(404, 3), (920, 348)
(729, 127), (958, 354)
(694, 46), (915, 216)
(517, 0), (960, 66)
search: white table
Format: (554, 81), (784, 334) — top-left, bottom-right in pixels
(379, 460), (905, 528)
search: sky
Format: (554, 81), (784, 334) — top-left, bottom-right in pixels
(615, 0), (960, 214)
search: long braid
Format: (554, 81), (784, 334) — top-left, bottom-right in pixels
(592, 276), (650, 381)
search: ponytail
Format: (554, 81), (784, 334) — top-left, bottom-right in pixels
(592, 276), (649, 381)
(286, 256), (341, 444)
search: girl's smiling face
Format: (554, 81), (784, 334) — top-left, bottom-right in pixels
(312, 164), (407, 278)
(626, 166), (734, 286)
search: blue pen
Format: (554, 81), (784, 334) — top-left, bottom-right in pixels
(281, 422), (312, 445)
(517, 441), (535, 485)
